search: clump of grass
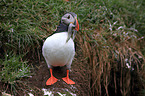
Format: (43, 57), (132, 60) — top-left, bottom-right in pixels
(78, 25), (145, 96)
(0, 53), (31, 95)
(0, 0), (49, 60)
(75, 0), (145, 95)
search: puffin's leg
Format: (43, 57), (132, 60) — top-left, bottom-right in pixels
(46, 69), (58, 85)
(62, 69), (75, 85)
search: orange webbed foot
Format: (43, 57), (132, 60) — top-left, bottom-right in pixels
(46, 75), (58, 85)
(62, 70), (75, 85)
(46, 69), (58, 85)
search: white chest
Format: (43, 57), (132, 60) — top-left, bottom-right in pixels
(42, 32), (75, 67)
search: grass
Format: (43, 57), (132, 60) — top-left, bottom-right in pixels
(0, 0), (145, 95)
(0, 53), (31, 95)
(0, 54), (30, 84)
(77, 27), (144, 95)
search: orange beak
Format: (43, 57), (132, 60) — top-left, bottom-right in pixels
(75, 18), (79, 31)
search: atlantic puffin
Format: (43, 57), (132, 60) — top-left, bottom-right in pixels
(42, 12), (79, 85)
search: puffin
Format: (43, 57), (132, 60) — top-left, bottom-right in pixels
(42, 12), (79, 85)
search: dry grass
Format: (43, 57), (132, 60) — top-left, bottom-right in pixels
(76, 27), (145, 95)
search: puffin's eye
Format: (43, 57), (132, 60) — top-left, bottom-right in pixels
(67, 15), (70, 19)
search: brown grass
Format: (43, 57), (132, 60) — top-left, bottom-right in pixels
(75, 27), (145, 96)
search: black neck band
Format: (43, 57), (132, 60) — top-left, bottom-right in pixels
(55, 22), (68, 33)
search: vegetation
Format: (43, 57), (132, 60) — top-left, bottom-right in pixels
(0, 0), (145, 95)
(0, 53), (31, 84)
(0, 53), (31, 95)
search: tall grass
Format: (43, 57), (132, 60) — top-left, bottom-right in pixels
(0, 0), (48, 59)
(75, 0), (145, 95)
(0, 0), (145, 95)
(0, 53), (31, 95)
(77, 27), (145, 96)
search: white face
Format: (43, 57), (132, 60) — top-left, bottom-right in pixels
(61, 13), (75, 25)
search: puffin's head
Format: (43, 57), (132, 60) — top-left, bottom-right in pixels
(61, 12), (79, 31)
(61, 12), (79, 43)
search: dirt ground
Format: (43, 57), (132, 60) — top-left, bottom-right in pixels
(28, 60), (90, 95)
(0, 48), (90, 96)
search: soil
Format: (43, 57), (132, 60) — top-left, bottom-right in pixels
(0, 47), (90, 96)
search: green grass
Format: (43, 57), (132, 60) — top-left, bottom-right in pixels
(0, 53), (31, 84)
(0, 0), (145, 95)
(0, 53), (31, 95)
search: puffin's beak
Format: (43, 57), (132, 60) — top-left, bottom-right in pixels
(72, 18), (79, 40)
(75, 18), (79, 31)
